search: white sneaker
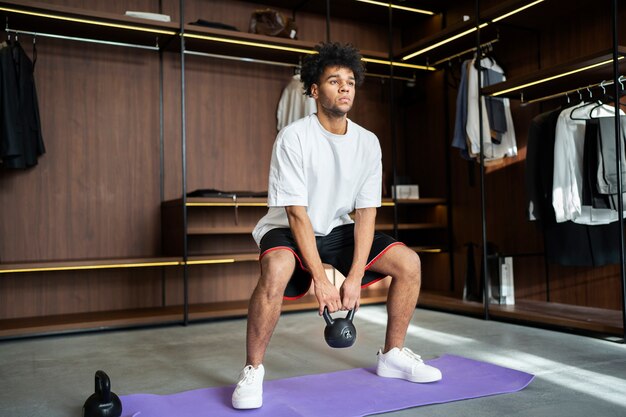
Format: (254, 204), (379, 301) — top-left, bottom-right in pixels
(376, 347), (442, 383)
(232, 364), (264, 409)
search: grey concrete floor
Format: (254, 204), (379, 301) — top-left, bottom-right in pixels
(1, 306), (625, 417)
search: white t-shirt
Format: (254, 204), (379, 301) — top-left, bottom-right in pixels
(252, 114), (382, 246)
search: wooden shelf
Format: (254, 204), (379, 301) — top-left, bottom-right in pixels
(0, 254), (261, 274)
(0, 0), (179, 48)
(409, 246), (448, 253)
(242, 0), (440, 25)
(376, 222), (446, 231)
(481, 47), (626, 101)
(387, 197), (447, 205)
(398, 0), (549, 66)
(0, 306), (184, 339)
(416, 291), (623, 336)
(0, 257), (181, 274)
(186, 253), (259, 264)
(179, 23), (431, 78)
(489, 299), (623, 335)
(166, 196), (447, 208)
(0, 1), (428, 78)
(188, 226), (255, 235)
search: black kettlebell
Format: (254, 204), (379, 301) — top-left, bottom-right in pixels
(82, 370), (122, 417)
(323, 307), (357, 348)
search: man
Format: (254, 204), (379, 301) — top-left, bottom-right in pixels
(232, 42), (442, 410)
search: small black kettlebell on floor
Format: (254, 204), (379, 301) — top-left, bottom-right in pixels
(323, 307), (357, 348)
(82, 370), (122, 417)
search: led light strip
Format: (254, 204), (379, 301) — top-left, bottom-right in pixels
(415, 248), (443, 253)
(185, 259), (236, 265)
(362, 57), (435, 71)
(0, 261), (180, 273)
(186, 202), (267, 207)
(183, 33), (315, 54)
(355, 0), (435, 15)
(402, 0), (545, 61)
(491, 0), (544, 22)
(0, 257), (263, 273)
(402, 24), (488, 61)
(0, 6), (177, 35)
(490, 57), (624, 96)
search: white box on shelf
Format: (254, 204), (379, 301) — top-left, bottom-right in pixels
(499, 257), (515, 305)
(392, 185), (419, 199)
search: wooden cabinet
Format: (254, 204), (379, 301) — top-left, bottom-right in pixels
(160, 196), (451, 318)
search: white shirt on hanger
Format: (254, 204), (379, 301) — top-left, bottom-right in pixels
(552, 102), (624, 224)
(465, 57), (518, 161)
(276, 74), (317, 131)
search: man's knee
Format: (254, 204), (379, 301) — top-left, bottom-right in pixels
(395, 249), (421, 286)
(257, 250), (296, 299)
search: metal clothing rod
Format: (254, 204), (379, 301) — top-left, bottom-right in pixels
(433, 37), (499, 66)
(184, 49), (415, 81)
(521, 76), (625, 105)
(5, 27), (159, 51)
(184, 49), (296, 67)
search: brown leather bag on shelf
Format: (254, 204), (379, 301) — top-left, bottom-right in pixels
(249, 8), (297, 39)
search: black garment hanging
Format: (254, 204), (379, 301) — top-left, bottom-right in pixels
(526, 107), (621, 266)
(0, 40), (45, 169)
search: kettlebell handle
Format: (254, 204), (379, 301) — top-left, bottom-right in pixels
(95, 370), (111, 403)
(323, 307), (355, 324)
(322, 307), (334, 325)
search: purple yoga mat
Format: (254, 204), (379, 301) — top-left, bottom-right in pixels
(120, 354), (533, 417)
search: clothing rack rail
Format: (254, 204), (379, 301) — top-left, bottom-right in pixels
(185, 49), (416, 81)
(521, 75), (626, 105)
(433, 37), (499, 67)
(4, 26), (160, 51)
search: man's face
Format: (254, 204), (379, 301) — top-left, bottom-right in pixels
(311, 66), (356, 117)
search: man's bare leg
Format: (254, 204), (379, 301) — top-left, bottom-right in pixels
(246, 250), (296, 366)
(369, 244), (441, 383)
(368, 244), (421, 352)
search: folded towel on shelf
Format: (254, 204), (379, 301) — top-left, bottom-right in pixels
(125, 11), (171, 22)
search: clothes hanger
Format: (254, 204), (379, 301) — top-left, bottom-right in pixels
(569, 89), (590, 120)
(586, 81), (611, 117)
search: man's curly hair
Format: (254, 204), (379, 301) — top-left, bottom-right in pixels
(300, 42), (366, 97)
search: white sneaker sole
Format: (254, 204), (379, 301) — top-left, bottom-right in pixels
(377, 364), (442, 383)
(232, 396), (262, 409)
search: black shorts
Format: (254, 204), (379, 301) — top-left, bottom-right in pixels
(259, 223), (404, 299)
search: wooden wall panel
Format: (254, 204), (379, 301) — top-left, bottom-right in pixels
(0, 269), (164, 319)
(0, 38), (161, 263)
(37, 0), (160, 15)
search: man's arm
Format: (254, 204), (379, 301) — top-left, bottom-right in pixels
(285, 206), (342, 315)
(341, 207), (377, 311)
